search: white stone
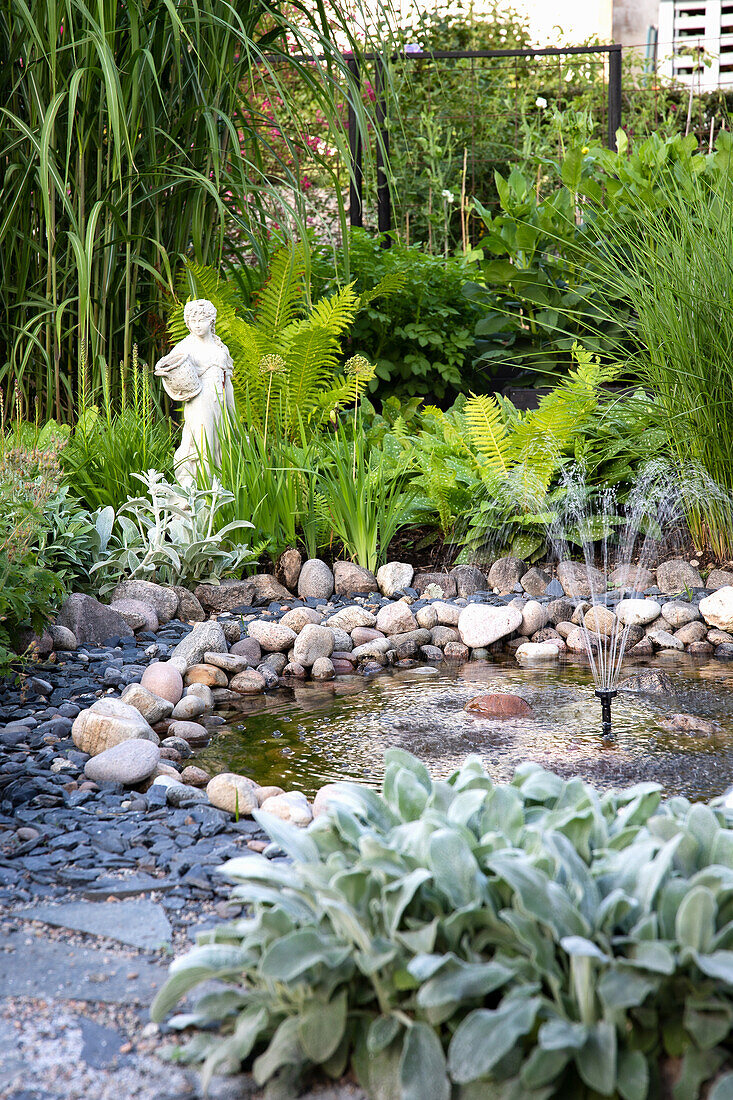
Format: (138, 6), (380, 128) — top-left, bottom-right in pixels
(457, 604), (523, 648)
(154, 298), (236, 488)
(185, 682), (215, 708)
(351, 638), (392, 658)
(280, 607), (323, 633)
(376, 561), (414, 598)
(246, 620), (297, 653)
(660, 601), (700, 629)
(375, 602), (417, 635)
(326, 606), (376, 632)
(72, 699), (159, 756)
(515, 641), (560, 661)
(432, 601), (461, 626)
(647, 628), (684, 651)
(416, 605), (439, 630)
(700, 587), (733, 632)
(616, 599), (662, 627)
(206, 772), (258, 815)
(519, 600), (549, 637)
(169, 621), (227, 673)
(292, 623), (334, 667)
(260, 791), (313, 827)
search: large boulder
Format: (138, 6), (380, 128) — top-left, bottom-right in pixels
(700, 587), (733, 632)
(170, 586), (206, 622)
(57, 593), (133, 645)
(72, 698), (158, 756)
(139, 662), (184, 705)
(375, 602), (418, 635)
(112, 579), (178, 624)
(556, 561), (607, 598)
(247, 620), (297, 653)
(457, 604), (523, 648)
(293, 623), (334, 667)
(84, 739), (160, 785)
(297, 559), (334, 599)
(333, 561), (378, 596)
(109, 598), (159, 633)
(656, 559), (703, 594)
(169, 621), (228, 673)
(376, 562), (414, 598)
(520, 567), (552, 598)
(488, 557), (526, 593)
(194, 579), (256, 614)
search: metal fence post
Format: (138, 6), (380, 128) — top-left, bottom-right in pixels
(347, 56), (363, 229)
(375, 55), (391, 245)
(607, 46), (622, 150)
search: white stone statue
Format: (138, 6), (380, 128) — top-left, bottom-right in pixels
(154, 299), (236, 487)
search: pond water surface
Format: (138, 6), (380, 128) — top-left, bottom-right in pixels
(196, 654), (733, 801)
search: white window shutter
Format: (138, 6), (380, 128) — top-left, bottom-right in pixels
(659, 0), (733, 89)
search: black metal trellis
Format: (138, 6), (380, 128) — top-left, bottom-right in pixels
(347, 44), (623, 243)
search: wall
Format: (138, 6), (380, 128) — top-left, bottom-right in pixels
(612, 0), (659, 50)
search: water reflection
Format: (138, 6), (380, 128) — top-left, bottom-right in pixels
(194, 657), (733, 801)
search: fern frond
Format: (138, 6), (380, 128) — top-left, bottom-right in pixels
(253, 244), (307, 337)
(358, 270), (407, 310)
(464, 393), (512, 473)
(425, 458), (456, 535)
(309, 283), (360, 333)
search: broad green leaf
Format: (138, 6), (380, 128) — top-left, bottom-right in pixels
(252, 1017), (303, 1084)
(694, 950), (733, 985)
(598, 967), (656, 1010)
(367, 1016), (402, 1055)
(675, 886), (717, 952)
(417, 958), (514, 1009)
(429, 829), (482, 908)
(617, 1048), (649, 1100)
(399, 1023), (450, 1100)
(683, 999), (733, 1049)
(259, 930), (350, 981)
(297, 992), (347, 1063)
(448, 997), (541, 1083)
(575, 1021), (616, 1096)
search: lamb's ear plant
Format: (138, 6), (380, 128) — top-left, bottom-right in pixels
(152, 750), (733, 1098)
(93, 470), (254, 591)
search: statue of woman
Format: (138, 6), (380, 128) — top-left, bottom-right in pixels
(154, 299), (236, 487)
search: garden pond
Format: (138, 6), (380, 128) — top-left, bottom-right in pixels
(197, 654), (733, 802)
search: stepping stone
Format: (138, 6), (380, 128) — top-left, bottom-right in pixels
(82, 874), (177, 901)
(0, 929), (167, 1003)
(17, 899), (172, 950)
(76, 1015), (126, 1068)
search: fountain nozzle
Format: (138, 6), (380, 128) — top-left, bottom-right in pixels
(595, 689), (617, 739)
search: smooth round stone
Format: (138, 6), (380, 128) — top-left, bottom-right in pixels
(616, 599), (661, 627)
(230, 638), (262, 663)
(260, 790), (313, 827)
(172, 695), (206, 720)
(84, 739), (160, 785)
(120, 683), (174, 725)
(183, 683), (215, 711)
(140, 661), (184, 705)
(297, 558), (334, 599)
(351, 626), (385, 646)
(246, 620), (297, 653)
(166, 785), (208, 807)
(661, 600), (700, 629)
(311, 657), (335, 681)
(293, 624), (334, 667)
(457, 604), (522, 647)
(180, 765), (211, 787)
(109, 598), (159, 633)
(465, 693), (533, 718)
(281, 607), (323, 633)
(160, 736), (194, 759)
(202, 651), (250, 675)
(183, 663), (228, 688)
(515, 641), (560, 661)
(168, 720), (210, 746)
(229, 670), (267, 695)
(375, 602), (418, 635)
(206, 772), (258, 815)
(326, 606), (375, 632)
(700, 587), (733, 632)
(583, 605), (617, 636)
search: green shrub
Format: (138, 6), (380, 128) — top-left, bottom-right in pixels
(311, 229), (486, 400)
(153, 749), (733, 1099)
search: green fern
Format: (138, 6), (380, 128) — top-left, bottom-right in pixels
(464, 393), (512, 473)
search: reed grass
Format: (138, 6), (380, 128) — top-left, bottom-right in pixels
(0, 0), (381, 421)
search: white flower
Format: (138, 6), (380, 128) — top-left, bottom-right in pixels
(536, 96), (547, 109)
(441, 189), (455, 203)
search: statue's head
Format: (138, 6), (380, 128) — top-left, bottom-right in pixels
(184, 298), (217, 338)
